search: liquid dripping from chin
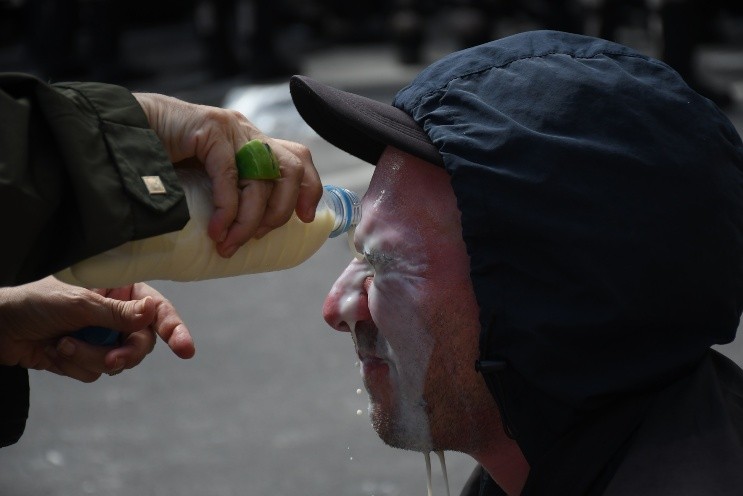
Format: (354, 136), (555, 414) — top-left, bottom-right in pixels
(424, 452), (433, 496)
(423, 451), (450, 496)
(436, 451), (450, 496)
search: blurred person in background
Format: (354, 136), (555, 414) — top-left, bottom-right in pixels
(659, 0), (737, 107)
(389, 0), (585, 65)
(24, 0), (149, 83)
(597, 0), (738, 107)
(194, 0), (306, 81)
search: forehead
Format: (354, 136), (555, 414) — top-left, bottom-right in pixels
(362, 147), (457, 229)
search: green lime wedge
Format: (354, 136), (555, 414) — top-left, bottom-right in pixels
(235, 139), (281, 180)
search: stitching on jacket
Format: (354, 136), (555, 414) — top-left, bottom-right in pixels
(408, 51), (664, 114)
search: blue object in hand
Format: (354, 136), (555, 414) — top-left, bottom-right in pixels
(72, 326), (121, 346)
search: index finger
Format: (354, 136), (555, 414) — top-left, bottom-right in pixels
(127, 283), (195, 359)
(272, 139), (323, 223)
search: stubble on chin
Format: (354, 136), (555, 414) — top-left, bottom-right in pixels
(368, 395), (434, 453)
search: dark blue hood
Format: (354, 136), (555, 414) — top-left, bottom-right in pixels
(393, 30), (743, 466)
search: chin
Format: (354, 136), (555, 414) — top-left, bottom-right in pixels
(370, 400), (434, 453)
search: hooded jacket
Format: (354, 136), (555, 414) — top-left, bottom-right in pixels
(389, 31), (743, 495)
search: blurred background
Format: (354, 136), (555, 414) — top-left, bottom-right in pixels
(1, 1), (743, 495)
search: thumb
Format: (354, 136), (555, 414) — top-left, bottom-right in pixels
(94, 296), (157, 334)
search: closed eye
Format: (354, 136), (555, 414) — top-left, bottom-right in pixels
(364, 250), (392, 269)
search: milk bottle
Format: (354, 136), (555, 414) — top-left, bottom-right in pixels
(56, 168), (361, 288)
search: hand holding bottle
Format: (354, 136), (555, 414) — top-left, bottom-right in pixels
(0, 277), (195, 382)
(133, 93), (323, 257)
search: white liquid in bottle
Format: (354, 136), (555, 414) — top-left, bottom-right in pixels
(56, 169), (361, 288)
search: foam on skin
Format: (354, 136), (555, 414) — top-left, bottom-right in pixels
(328, 147), (491, 495)
(332, 150), (435, 453)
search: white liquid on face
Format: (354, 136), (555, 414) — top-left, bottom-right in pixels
(331, 155), (435, 452)
(56, 169), (336, 288)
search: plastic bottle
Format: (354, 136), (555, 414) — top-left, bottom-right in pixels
(55, 168), (361, 289)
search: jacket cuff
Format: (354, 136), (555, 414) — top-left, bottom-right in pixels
(52, 82), (189, 241)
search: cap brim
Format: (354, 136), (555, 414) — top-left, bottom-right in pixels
(289, 75), (443, 167)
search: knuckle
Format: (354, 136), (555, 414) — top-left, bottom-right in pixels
(220, 164), (240, 184)
(263, 209), (293, 228)
(156, 297), (172, 312)
(293, 143), (312, 161)
(63, 288), (91, 306)
(283, 151), (304, 171)
(64, 289), (101, 317)
(108, 301), (126, 325)
(206, 106), (229, 123)
(230, 109), (249, 123)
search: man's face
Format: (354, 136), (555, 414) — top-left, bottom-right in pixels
(323, 146), (498, 454)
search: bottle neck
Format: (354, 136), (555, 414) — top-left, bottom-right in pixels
(322, 185), (362, 238)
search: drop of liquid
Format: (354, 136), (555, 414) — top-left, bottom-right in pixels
(356, 388), (363, 395)
(356, 409), (363, 416)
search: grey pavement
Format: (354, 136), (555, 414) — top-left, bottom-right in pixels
(2, 19), (743, 496)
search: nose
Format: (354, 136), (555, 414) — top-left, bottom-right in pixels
(322, 271), (371, 333)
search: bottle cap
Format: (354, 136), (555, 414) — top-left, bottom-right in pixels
(323, 185), (362, 237)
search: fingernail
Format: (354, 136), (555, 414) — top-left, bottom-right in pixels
(218, 230), (228, 243)
(58, 338), (76, 357)
(304, 207), (316, 222)
(223, 244), (238, 258)
(112, 358), (124, 372)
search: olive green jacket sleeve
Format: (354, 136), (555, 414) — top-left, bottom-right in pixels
(0, 73), (190, 448)
(0, 73), (189, 286)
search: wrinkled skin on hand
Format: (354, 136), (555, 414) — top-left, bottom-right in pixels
(0, 276), (195, 382)
(134, 93), (323, 258)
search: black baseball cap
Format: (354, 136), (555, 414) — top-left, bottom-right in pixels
(289, 74), (443, 167)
